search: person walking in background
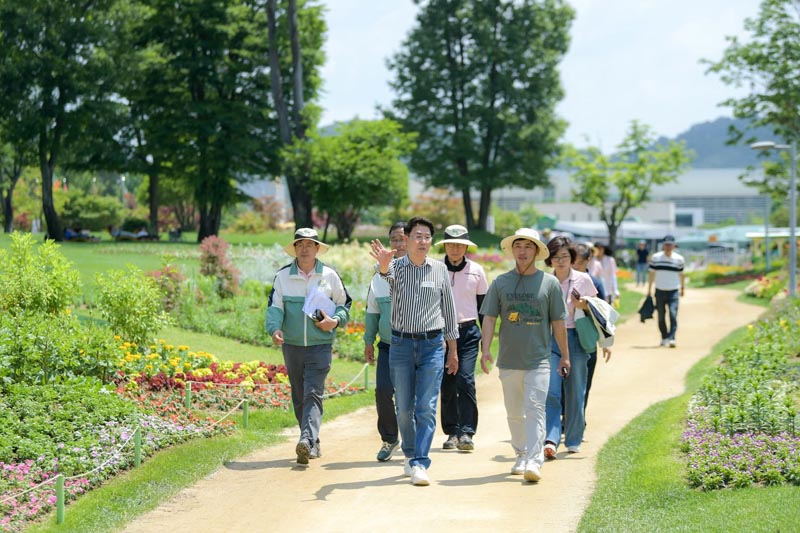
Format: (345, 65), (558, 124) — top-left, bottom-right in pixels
(635, 240), (650, 286)
(593, 243), (618, 306)
(364, 222), (407, 462)
(479, 228), (568, 483)
(266, 228), (352, 466)
(648, 234), (686, 348)
(543, 236), (597, 461)
(370, 216), (459, 487)
(436, 225), (488, 452)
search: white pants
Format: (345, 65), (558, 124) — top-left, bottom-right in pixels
(499, 367), (549, 467)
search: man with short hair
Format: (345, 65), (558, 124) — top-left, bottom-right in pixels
(266, 228), (352, 465)
(435, 224), (488, 452)
(364, 222), (407, 462)
(370, 217), (459, 487)
(647, 234), (685, 348)
(480, 228), (569, 483)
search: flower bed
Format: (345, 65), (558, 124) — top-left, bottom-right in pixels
(682, 299), (800, 490)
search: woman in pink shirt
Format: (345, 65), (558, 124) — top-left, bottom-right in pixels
(543, 236), (597, 459)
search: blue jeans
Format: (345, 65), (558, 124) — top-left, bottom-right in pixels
(375, 341), (398, 443)
(545, 329), (589, 449)
(655, 289), (680, 341)
(440, 322), (480, 437)
(636, 263), (648, 285)
(390, 333), (445, 469)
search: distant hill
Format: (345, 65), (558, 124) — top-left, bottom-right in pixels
(657, 117), (780, 168)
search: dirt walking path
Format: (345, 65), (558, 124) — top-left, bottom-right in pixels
(123, 287), (763, 533)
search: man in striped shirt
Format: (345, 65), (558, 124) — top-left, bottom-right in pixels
(647, 234), (686, 348)
(370, 216), (459, 487)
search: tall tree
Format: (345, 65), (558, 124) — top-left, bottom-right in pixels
(267, 0), (326, 230)
(563, 121), (693, 251)
(387, 0), (573, 230)
(0, 0), (120, 240)
(283, 119), (415, 240)
(706, 0), (800, 198)
(0, 139), (33, 233)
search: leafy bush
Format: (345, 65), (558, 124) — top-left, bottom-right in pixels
(95, 267), (171, 345)
(60, 192), (122, 231)
(120, 217), (150, 232)
(0, 233), (81, 315)
(200, 235), (240, 298)
(229, 196), (284, 233)
(147, 257), (186, 312)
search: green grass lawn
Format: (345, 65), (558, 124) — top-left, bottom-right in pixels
(579, 324), (799, 532)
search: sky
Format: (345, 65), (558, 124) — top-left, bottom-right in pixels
(318, 0), (761, 150)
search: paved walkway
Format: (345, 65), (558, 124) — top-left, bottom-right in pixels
(123, 287), (763, 533)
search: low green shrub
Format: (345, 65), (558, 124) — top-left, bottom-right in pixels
(95, 267), (171, 345)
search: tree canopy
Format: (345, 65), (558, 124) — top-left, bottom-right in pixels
(563, 121), (693, 251)
(283, 119), (415, 240)
(706, 0), (800, 197)
(387, 0), (573, 230)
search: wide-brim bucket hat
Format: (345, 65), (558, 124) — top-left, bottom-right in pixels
(284, 227), (329, 257)
(434, 224), (477, 248)
(500, 228), (549, 260)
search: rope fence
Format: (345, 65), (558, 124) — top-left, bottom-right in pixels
(0, 363), (370, 525)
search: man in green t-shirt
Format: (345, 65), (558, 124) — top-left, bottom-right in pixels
(480, 228), (569, 483)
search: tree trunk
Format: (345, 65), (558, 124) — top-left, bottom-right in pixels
(267, 0), (292, 146)
(2, 188), (12, 233)
(267, 0), (312, 230)
(40, 160), (61, 241)
(607, 223), (619, 252)
(288, 0), (305, 140)
(148, 171), (159, 237)
(477, 186), (492, 231)
(334, 210), (357, 241)
(196, 201), (223, 243)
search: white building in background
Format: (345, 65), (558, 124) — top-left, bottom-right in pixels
(410, 167), (765, 230)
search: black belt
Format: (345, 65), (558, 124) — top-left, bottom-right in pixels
(392, 329), (442, 340)
(458, 320), (477, 329)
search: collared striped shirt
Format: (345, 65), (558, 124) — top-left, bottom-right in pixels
(382, 255), (459, 341)
(649, 250), (685, 290)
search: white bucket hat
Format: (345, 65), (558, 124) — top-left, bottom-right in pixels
(284, 228), (329, 257)
(500, 228), (549, 260)
(434, 224), (477, 248)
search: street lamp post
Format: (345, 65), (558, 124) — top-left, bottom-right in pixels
(751, 140), (797, 298)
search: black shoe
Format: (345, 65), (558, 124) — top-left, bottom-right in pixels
(443, 435), (459, 450)
(296, 440), (311, 465)
(457, 434), (474, 451)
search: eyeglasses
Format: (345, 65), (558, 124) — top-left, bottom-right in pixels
(411, 234), (432, 242)
(551, 254), (571, 262)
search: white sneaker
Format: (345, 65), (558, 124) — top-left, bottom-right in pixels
(524, 464), (542, 482)
(668, 339), (676, 348)
(410, 465), (430, 486)
(567, 445), (581, 454)
(403, 458), (412, 477)
(511, 456), (526, 475)
(660, 339), (669, 347)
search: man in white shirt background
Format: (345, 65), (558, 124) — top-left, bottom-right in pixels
(647, 235), (686, 348)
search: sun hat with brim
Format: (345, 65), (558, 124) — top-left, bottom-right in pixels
(284, 227), (329, 257)
(500, 228), (549, 260)
(434, 224), (477, 248)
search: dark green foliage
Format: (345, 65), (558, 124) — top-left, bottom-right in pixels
(60, 192), (122, 232)
(283, 119), (415, 240)
(387, 0), (574, 229)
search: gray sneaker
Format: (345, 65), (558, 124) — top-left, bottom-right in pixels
(457, 434), (474, 451)
(377, 440), (399, 462)
(443, 435), (459, 450)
